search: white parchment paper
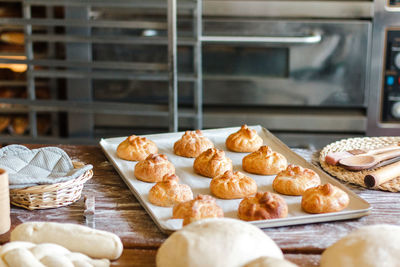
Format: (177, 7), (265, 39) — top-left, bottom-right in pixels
(100, 126), (371, 233)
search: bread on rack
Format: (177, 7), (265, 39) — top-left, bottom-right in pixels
(172, 194), (224, 226)
(173, 130), (214, 158)
(193, 148), (232, 178)
(226, 125), (263, 152)
(242, 145), (287, 175)
(12, 116), (28, 135)
(0, 115), (11, 133)
(148, 174), (193, 207)
(301, 183), (349, 214)
(210, 170), (257, 199)
(134, 154), (175, 183)
(273, 164), (321, 196)
(0, 88), (14, 109)
(238, 192), (288, 221)
(116, 135), (158, 161)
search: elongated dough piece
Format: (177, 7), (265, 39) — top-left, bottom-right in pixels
(10, 222), (123, 260)
(0, 241), (35, 267)
(40, 255), (74, 267)
(0, 241), (110, 267)
(30, 243), (70, 260)
(0, 241), (35, 255)
(66, 252), (110, 267)
(3, 248), (45, 267)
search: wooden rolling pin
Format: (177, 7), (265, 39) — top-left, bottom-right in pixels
(364, 160), (400, 188)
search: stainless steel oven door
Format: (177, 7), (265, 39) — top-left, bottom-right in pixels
(202, 19), (371, 108)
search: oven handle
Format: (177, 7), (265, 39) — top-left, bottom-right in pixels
(200, 33), (322, 44)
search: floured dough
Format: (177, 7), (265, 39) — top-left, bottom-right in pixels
(320, 224), (400, 267)
(10, 222), (123, 260)
(156, 218), (283, 267)
(0, 241), (109, 267)
(244, 256), (298, 267)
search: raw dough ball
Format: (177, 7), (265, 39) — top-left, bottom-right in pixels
(320, 224), (400, 267)
(244, 256), (298, 267)
(156, 218), (283, 267)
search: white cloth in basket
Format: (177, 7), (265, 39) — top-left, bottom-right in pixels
(0, 145), (93, 189)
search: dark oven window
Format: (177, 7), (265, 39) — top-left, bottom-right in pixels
(203, 45), (289, 78)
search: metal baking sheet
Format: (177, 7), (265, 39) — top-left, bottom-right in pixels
(100, 126), (371, 234)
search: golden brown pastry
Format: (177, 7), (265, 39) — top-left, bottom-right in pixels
(242, 145), (287, 175)
(116, 135), (158, 161)
(172, 194), (224, 226)
(134, 154), (175, 183)
(12, 116), (28, 135)
(173, 130), (214, 158)
(301, 183), (349, 214)
(0, 89), (14, 108)
(226, 125), (263, 152)
(210, 170), (257, 199)
(238, 192), (288, 221)
(0, 116), (10, 133)
(273, 164), (321, 196)
(193, 148), (233, 178)
(148, 174), (193, 207)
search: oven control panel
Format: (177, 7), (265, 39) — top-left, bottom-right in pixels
(382, 30), (400, 122)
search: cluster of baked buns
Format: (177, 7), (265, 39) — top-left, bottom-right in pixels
(116, 125), (350, 226)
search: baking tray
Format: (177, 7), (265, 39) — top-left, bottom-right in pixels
(100, 126), (371, 234)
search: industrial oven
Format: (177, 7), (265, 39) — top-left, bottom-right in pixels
(0, 0), (395, 148)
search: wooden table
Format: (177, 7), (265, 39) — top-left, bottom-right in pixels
(0, 144), (399, 266)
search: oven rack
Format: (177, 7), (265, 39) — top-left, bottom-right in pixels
(0, 0), (204, 144)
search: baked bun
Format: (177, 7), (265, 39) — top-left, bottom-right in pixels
(238, 192), (288, 221)
(0, 116), (10, 132)
(172, 194), (224, 226)
(148, 174), (193, 207)
(174, 130), (214, 158)
(134, 154), (175, 183)
(116, 135), (158, 161)
(301, 183), (349, 214)
(273, 164), (321, 196)
(226, 125), (263, 152)
(193, 148), (233, 178)
(242, 146), (287, 175)
(210, 170), (257, 199)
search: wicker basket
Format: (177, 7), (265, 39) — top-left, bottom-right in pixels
(9, 162), (93, 210)
(320, 136), (400, 192)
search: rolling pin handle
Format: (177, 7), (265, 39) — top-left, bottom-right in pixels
(364, 174), (377, 188)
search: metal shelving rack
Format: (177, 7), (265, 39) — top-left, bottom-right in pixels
(0, 0), (203, 144)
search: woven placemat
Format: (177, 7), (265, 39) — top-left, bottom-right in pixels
(319, 136), (400, 192)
